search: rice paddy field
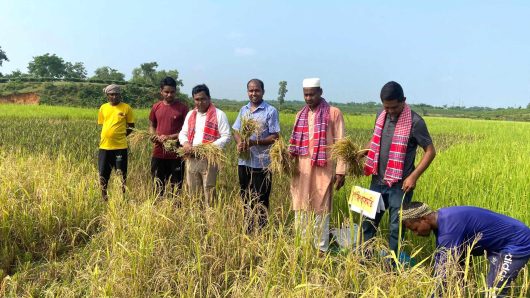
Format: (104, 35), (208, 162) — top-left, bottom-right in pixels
(0, 103), (529, 297)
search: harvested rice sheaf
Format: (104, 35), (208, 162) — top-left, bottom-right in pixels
(128, 128), (155, 149)
(238, 115), (262, 160)
(239, 116), (262, 141)
(164, 137), (226, 167)
(267, 137), (295, 177)
(162, 139), (180, 153)
(175, 143), (227, 167)
(329, 138), (367, 177)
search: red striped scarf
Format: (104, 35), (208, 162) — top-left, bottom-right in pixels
(187, 103), (220, 144)
(289, 99), (330, 167)
(364, 104), (412, 186)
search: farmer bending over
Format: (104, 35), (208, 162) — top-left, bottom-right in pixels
(402, 201), (530, 297)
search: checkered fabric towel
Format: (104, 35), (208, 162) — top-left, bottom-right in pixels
(289, 99), (330, 167)
(364, 104), (412, 186)
(187, 103), (220, 144)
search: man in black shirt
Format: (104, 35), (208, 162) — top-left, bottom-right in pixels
(362, 81), (436, 253)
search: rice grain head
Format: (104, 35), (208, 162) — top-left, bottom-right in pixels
(163, 139), (180, 153)
(175, 143), (227, 168)
(239, 115), (262, 143)
(329, 137), (366, 177)
(267, 137), (295, 178)
(128, 129), (155, 149)
(238, 115), (262, 160)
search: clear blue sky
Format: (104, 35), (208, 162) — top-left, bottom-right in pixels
(2, 0), (530, 108)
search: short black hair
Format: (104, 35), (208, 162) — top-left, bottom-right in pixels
(160, 77), (177, 89)
(380, 81), (405, 102)
(247, 78), (264, 91)
(192, 84), (210, 98)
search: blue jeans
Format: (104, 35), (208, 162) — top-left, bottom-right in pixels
(362, 179), (413, 253)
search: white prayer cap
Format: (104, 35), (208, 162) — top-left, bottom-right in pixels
(302, 78), (321, 88)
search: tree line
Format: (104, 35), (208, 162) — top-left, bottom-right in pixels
(1, 46), (528, 115)
(0, 47), (293, 108)
(0, 46), (295, 111)
(0, 48), (183, 89)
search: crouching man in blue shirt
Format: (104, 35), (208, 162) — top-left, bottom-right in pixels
(401, 202), (530, 296)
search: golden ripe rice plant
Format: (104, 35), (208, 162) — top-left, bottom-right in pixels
(267, 137), (295, 178)
(329, 137), (367, 177)
(128, 128), (155, 149)
(238, 115), (262, 160)
(174, 142), (227, 167)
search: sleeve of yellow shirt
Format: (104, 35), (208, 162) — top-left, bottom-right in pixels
(126, 105), (135, 123)
(97, 105), (104, 125)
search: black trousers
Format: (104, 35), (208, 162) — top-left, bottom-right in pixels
(238, 165), (272, 231)
(98, 149), (128, 188)
(151, 157), (185, 197)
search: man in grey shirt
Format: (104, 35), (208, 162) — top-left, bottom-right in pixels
(362, 81), (436, 253)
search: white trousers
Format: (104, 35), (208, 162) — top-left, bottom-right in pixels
(295, 211), (330, 252)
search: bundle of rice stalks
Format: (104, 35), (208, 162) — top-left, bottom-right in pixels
(238, 115), (262, 160)
(267, 137), (295, 177)
(128, 128), (155, 149)
(239, 115), (262, 141)
(330, 137), (368, 177)
(162, 139), (180, 153)
(175, 143), (227, 167)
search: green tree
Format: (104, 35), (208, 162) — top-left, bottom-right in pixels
(64, 62), (87, 79)
(130, 62), (183, 88)
(27, 53), (86, 79)
(277, 80), (288, 109)
(155, 69), (182, 87)
(91, 66), (125, 82)
(131, 62), (158, 85)
(0, 46), (9, 76)
(28, 53), (67, 78)
(5, 69), (28, 78)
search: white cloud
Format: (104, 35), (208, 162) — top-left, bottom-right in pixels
(234, 47), (257, 57)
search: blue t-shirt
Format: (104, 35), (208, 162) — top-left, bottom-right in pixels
(232, 101), (280, 168)
(434, 206), (530, 270)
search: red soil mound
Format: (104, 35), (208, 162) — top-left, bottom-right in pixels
(0, 93), (40, 104)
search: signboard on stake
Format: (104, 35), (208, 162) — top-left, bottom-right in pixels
(348, 186), (385, 219)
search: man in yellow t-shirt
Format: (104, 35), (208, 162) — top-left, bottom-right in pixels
(97, 84), (135, 200)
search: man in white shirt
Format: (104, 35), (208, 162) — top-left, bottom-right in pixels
(178, 84), (231, 203)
